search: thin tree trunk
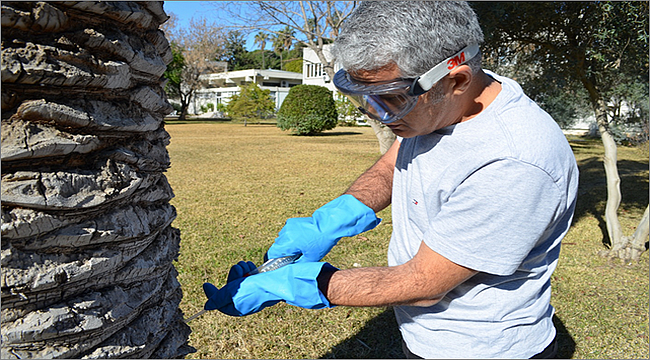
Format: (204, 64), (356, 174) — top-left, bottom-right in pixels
(1, 2), (193, 358)
(628, 205), (650, 261)
(578, 69), (648, 261)
(366, 118), (398, 154)
(179, 104), (189, 121)
(595, 100), (648, 262)
(596, 102), (625, 247)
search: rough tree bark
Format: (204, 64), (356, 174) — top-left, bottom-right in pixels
(1, 1), (193, 358)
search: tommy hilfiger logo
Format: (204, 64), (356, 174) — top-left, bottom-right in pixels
(412, 199), (419, 205)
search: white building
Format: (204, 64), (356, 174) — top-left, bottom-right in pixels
(302, 44), (339, 93)
(188, 44), (367, 124)
(562, 115), (599, 137)
(191, 68), (303, 115)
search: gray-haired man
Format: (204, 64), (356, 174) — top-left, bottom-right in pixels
(206, 2), (578, 358)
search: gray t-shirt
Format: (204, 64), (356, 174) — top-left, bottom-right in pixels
(388, 71), (579, 358)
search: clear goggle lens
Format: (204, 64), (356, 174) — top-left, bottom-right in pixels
(345, 92), (418, 124)
(334, 70), (418, 124)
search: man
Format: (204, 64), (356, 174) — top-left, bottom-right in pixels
(203, 2), (578, 358)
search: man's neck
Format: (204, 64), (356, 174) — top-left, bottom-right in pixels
(458, 70), (502, 123)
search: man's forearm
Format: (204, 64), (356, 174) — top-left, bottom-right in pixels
(344, 140), (400, 213)
(317, 241), (478, 308)
(317, 265), (444, 308)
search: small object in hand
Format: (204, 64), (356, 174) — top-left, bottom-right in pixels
(244, 254), (301, 276)
(185, 254), (301, 323)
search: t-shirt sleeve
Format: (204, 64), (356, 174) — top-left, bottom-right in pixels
(423, 158), (562, 276)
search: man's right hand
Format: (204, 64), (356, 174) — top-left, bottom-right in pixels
(266, 194), (381, 263)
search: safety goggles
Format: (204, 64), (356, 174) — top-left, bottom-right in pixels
(334, 44), (479, 124)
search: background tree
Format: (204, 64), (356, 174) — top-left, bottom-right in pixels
(472, 1), (649, 261)
(272, 26), (295, 70)
(214, 1), (398, 154)
(163, 41), (191, 119)
(163, 15), (227, 120)
(221, 30), (251, 71)
(226, 82), (275, 126)
(283, 50), (305, 73)
(249, 49), (282, 70)
(254, 31), (269, 69)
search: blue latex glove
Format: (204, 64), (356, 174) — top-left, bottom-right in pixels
(267, 194), (381, 263)
(203, 260), (337, 317)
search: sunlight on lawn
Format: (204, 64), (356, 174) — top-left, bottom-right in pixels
(165, 123), (648, 359)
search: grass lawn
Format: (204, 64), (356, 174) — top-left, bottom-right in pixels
(164, 123), (649, 359)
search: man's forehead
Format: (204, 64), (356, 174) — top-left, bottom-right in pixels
(348, 62), (402, 83)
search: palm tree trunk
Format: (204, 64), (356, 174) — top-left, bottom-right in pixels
(1, 2), (193, 358)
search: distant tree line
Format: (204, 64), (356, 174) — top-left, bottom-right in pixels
(221, 27), (306, 72)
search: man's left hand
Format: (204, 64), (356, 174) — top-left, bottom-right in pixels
(203, 261), (337, 316)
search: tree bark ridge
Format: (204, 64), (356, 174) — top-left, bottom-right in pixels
(1, 2), (193, 358)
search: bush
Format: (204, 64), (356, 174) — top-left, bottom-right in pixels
(277, 85), (338, 135)
(335, 96), (365, 127)
(200, 102), (214, 113)
(227, 82), (275, 122)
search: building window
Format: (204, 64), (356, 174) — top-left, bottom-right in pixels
(305, 63), (323, 78)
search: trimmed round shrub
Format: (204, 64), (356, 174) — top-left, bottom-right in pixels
(277, 85), (338, 135)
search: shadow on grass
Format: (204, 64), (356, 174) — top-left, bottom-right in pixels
(554, 314), (576, 359)
(572, 156), (649, 246)
(321, 310), (576, 359)
(321, 308), (403, 359)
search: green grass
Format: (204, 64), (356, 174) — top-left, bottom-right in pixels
(165, 124), (649, 359)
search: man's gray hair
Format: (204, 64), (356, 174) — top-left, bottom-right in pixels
(331, 1), (484, 78)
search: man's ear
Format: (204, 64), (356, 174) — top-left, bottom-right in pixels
(448, 64), (473, 95)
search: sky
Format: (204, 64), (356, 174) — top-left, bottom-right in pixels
(163, 1), (212, 28)
(162, 1), (258, 50)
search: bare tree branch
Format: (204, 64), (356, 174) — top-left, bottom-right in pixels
(213, 1), (356, 78)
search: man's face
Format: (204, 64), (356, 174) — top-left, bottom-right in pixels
(349, 63), (455, 138)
